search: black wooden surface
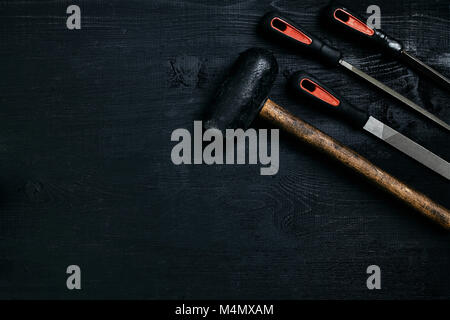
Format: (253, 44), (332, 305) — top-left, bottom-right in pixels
(0, 0), (449, 299)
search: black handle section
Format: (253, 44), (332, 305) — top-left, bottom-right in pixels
(289, 71), (369, 128)
(323, 2), (403, 57)
(260, 11), (342, 66)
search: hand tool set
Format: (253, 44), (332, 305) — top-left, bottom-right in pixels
(205, 48), (450, 230)
(204, 2), (450, 230)
(259, 11), (450, 130)
(323, 2), (450, 93)
(289, 71), (450, 179)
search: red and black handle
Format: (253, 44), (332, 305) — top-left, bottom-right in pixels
(260, 11), (342, 66)
(323, 2), (403, 57)
(290, 71), (369, 127)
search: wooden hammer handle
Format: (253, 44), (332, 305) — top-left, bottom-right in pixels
(260, 99), (450, 230)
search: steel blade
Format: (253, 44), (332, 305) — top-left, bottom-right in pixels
(339, 59), (450, 131)
(400, 50), (450, 92)
(363, 116), (450, 180)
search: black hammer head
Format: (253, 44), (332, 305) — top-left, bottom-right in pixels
(204, 48), (278, 131)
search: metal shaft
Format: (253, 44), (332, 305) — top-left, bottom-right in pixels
(363, 116), (450, 180)
(401, 50), (450, 93)
(339, 59), (450, 131)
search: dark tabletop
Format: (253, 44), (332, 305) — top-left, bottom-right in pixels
(0, 0), (449, 299)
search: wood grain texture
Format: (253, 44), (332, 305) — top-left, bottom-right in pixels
(0, 0), (448, 299)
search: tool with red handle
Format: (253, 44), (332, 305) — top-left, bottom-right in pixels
(204, 48), (450, 229)
(289, 71), (450, 180)
(259, 12), (342, 66)
(259, 11), (450, 131)
(323, 2), (450, 93)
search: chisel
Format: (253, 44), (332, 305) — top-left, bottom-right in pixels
(289, 71), (450, 180)
(323, 2), (450, 93)
(259, 11), (450, 131)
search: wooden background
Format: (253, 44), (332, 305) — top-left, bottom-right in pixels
(0, 0), (449, 299)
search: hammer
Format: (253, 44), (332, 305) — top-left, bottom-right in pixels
(205, 48), (450, 230)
